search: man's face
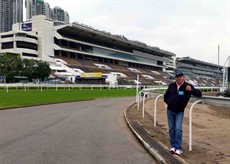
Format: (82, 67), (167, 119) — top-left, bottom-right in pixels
(176, 75), (184, 85)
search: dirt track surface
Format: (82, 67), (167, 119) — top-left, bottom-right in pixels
(133, 95), (230, 164)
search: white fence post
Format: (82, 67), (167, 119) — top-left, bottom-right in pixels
(137, 90), (144, 111)
(154, 94), (164, 127)
(189, 99), (204, 152)
(142, 92), (148, 118)
(136, 74), (139, 102)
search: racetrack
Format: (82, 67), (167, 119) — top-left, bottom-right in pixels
(0, 97), (156, 164)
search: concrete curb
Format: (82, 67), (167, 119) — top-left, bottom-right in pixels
(124, 102), (168, 164)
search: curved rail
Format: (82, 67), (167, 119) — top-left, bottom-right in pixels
(139, 90), (230, 152)
(189, 99), (204, 152)
(154, 94), (164, 127)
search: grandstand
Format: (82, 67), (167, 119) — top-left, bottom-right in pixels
(0, 15), (175, 85)
(176, 57), (223, 86)
(0, 15), (223, 87)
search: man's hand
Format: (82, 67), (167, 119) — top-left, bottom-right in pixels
(186, 85), (192, 91)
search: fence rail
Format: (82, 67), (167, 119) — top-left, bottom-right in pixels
(0, 83), (142, 92)
(137, 87), (230, 152)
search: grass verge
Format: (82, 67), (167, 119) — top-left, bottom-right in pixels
(0, 88), (136, 108)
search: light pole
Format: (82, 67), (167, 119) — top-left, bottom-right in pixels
(218, 45), (220, 86)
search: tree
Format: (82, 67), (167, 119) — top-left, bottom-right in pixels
(21, 59), (36, 81)
(32, 60), (51, 81)
(21, 59), (51, 81)
(0, 53), (51, 82)
(0, 53), (22, 82)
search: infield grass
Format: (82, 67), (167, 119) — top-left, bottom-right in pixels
(0, 88), (136, 109)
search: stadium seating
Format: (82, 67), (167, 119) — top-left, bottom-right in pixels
(53, 55), (171, 85)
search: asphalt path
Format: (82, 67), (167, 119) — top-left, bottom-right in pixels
(0, 97), (156, 164)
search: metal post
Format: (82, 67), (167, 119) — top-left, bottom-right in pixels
(4, 78), (6, 91)
(189, 99), (204, 152)
(154, 94), (164, 127)
(142, 92), (148, 118)
(136, 74), (139, 102)
(137, 92), (140, 110)
(218, 45), (220, 86)
(137, 90), (143, 111)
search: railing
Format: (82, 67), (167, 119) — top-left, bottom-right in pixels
(0, 83), (146, 93)
(137, 87), (230, 152)
(154, 94), (164, 127)
(189, 99), (204, 152)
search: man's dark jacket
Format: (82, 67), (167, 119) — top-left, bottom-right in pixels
(164, 81), (202, 113)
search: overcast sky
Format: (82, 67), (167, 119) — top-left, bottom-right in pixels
(40, 0), (229, 66)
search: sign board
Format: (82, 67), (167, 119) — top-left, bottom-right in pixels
(21, 23), (32, 31)
(0, 76), (6, 79)
(80, 72), (102, 78)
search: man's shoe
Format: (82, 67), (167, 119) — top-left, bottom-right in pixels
(175, 149), (183, 155)
(170, 147), (176, 154)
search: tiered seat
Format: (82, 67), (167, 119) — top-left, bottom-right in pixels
(55, 56), (79, 66)
(54, 56), (171, 85)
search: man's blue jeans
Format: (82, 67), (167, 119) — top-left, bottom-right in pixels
(167, 109), (184, 150)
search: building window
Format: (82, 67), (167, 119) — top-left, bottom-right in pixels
(1, 34), (14, 38)
(1, 42), (13, 49)
(22, 53), (37, 57)
(16, 41), (37, 50)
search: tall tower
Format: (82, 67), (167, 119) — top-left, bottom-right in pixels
(25, 0), (70, 23)
(25, 0), (45, 20)
(52, 6), (65, 22)
(44, 2), (52, 19)
(52, 6), (69, 23)
(64, 11), (70, 24)
(0, 0), (23, 32)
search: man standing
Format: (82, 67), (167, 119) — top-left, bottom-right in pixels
(164, 71), (202, 155)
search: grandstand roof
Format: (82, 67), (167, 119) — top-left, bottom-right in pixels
(177, 57), (223, 68)
(56, 23), (175, 58)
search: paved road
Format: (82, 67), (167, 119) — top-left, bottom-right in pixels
(0, 97), (156, 164)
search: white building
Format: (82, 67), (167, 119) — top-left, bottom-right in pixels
(0, 15), (176, 83)
(0, 15), (53, 61)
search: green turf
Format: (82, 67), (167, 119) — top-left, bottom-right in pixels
(0, 88), (136, 108)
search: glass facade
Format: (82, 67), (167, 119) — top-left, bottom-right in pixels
(93, 47), (138, 61)
(92, 47), (160, 67)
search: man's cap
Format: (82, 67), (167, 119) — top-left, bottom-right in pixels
(175, 71), (184, 77)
